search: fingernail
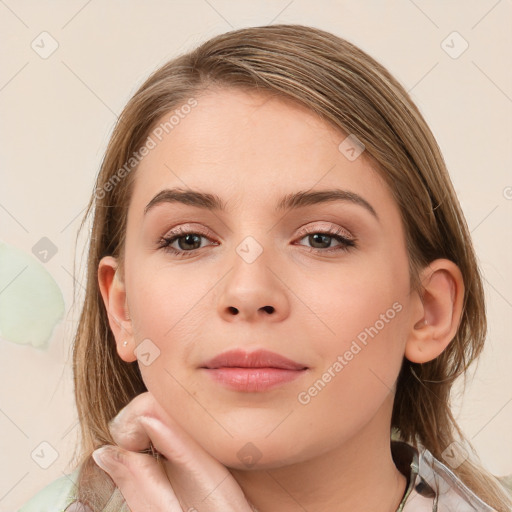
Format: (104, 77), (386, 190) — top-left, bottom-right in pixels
(92, 445), (120, 471)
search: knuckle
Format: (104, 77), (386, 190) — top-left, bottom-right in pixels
(124, 451), (157, 475)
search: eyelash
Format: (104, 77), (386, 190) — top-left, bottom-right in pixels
(157, 225), (357, 258)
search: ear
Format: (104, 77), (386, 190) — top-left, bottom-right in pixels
(405, 258), (465, 363)
(97, 256), (137, 363)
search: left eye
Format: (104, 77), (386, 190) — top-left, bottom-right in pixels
(295, 230), (356, 252)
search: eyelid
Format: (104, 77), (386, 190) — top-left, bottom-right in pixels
(295, 222), (354, 240)
(162, 223), (217, 239)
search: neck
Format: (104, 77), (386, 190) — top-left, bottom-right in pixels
(229, 398), (407, 512)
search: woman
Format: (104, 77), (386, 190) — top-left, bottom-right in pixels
(19, 24), (512, 511)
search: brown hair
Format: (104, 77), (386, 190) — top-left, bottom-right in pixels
(70, 24), (511, 510)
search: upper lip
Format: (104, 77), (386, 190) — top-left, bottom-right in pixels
(201, 349), (308, 370)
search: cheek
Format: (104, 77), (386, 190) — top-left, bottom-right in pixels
(293, 259), (408, 414)
(296, 255), (407, 353)
(300, 297), (407, 406)
(124, 263), (212, 390)
(126, 262), (203, 339)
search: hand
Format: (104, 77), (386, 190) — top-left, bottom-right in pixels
(91, 391), (257, 512)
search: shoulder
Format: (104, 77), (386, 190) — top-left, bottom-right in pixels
(17, 468), (87, 512)
(18, 465), (129, 512)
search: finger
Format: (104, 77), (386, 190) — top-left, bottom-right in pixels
(108, 393), (254, 511)
(139, 416), (252, 511)
(108, 393), (157, 451)
(92, 444), (183, 512)
(109, 393), (224, 475)
(110, 394), (234, 490)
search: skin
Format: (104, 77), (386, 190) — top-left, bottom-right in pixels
(97, 87), (464, 511)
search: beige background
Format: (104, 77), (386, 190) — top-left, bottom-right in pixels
(1, 1), (511, 509)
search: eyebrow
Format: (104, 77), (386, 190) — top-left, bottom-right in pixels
(144, 187), (379, 221)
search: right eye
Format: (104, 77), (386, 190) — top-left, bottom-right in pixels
(157, 227), (219, 258)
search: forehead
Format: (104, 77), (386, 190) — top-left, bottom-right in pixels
(129, 87), (396, 220)
(144, 87), (345, 169)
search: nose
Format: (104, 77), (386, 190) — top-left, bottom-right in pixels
(217, 249), (290, 323)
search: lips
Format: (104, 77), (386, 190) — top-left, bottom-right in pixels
(200, 349), (308, 392)
(201, 349), (307, 371)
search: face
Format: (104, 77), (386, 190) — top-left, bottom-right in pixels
(108, 87), (418, 469)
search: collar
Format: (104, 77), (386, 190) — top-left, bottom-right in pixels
(391, 441), (496, 511)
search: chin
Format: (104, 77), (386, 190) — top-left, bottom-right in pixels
(200, 435), (310, 471)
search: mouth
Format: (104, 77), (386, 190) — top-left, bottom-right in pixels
(200, 349), (308, 392)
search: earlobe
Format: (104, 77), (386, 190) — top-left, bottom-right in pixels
(405, 259), (465, 364)
(98, 256), (137, 363)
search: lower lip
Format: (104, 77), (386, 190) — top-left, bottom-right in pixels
(202, 367), (306, 392)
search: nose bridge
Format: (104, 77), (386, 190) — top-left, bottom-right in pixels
(230, 231), (276, 296)
(227, 207), (277, 268)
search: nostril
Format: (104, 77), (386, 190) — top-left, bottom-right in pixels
(261, 306), (274, 314)
(228, 306), (239, 314)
